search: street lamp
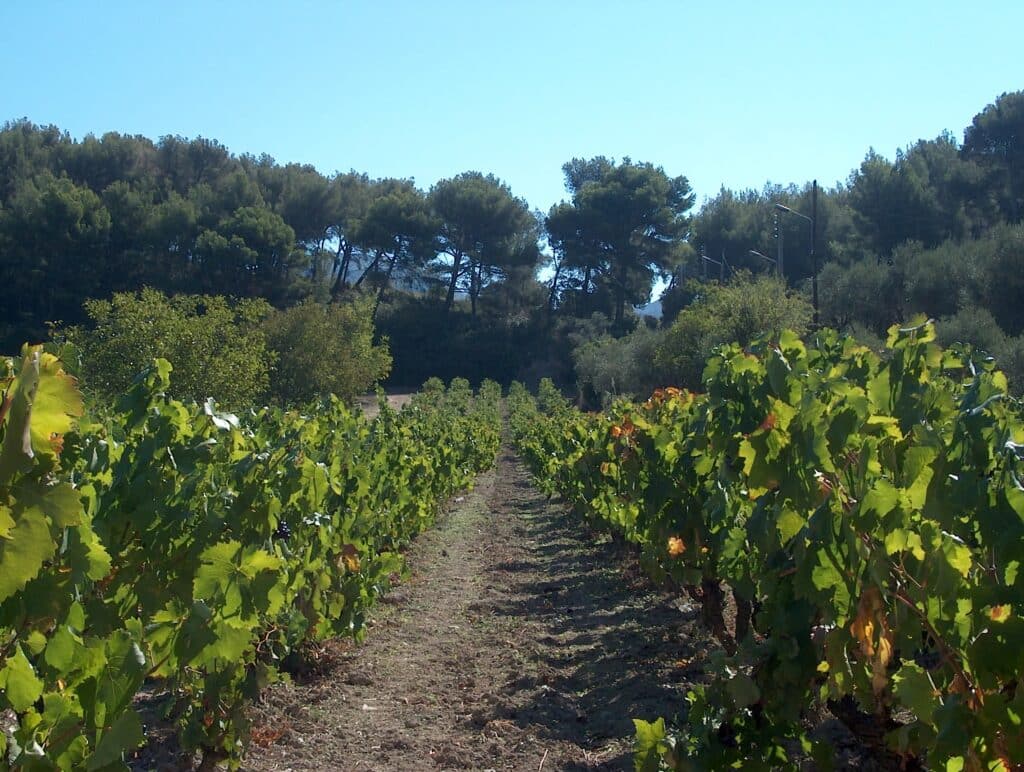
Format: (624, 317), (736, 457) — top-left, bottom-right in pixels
(700, 249), (731, 281)
(749, 249), (780, 278)
(773, 179), (818, 325)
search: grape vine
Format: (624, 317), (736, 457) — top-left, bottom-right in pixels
(0, 348), (500, 770)
(509, 319), (1024, 770)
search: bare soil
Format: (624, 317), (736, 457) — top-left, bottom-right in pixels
(241, 445), (710, 771)
(353, 392), (414, 419)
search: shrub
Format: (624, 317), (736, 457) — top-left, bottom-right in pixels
(65, 288), (274, 408)
(572, 325), (666, 405)
(262, 295), (392, 404)
(655, 273), (813, 389)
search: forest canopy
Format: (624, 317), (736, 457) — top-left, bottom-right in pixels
(2, 90), (1023, 400)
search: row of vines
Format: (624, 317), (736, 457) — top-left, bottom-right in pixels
(509, 319), (1024, 770)
(0, 347), (501, 771)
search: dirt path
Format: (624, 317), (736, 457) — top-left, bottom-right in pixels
(242, 445), (708, 771)
(353, 392), (413, 420)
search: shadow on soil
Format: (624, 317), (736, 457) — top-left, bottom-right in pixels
(482, 483), (708, 769)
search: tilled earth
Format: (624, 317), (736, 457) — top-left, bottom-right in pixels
(241, 446), (709, 771)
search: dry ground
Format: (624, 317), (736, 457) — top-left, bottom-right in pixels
(353, 392), (414, 419)
(241, 445), (709, 771)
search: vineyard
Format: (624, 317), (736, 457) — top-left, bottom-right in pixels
(3, 318), (1024, 770)
(0, 349), (500, 770)
(508, 319), (1024, 770)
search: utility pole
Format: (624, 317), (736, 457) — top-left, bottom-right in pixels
(773, 212), (784, 280)
(811, 179), (818, 326)
(775, 182), (819, 325)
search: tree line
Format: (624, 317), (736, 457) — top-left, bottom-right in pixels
(1, 90), (1022, 393)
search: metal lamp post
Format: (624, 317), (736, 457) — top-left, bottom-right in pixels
(749, 249), (779, 278)
(774, 179), (818, 325)
(701, 251), (730, 281)
(700, 245), (733, 281)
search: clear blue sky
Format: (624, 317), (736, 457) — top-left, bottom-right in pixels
(2, 1), (1021, 214)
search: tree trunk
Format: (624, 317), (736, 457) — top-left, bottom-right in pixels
(580, 265), (592, 316)
(613, 262), (628, 331)
(700, 578), (736, 655)
(445, 250), (463, 312)
(330, 242), (353, 298)
(371, 252), (398, 323)
(734, 592), (754, 643)
(354, 249), (382, 288)
(469, 261), (480, 317)
(547, 261), (562, 317)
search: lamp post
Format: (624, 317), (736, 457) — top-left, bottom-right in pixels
(774, 179), (818, 325)
(701, 250), (731, 281)
(749, 249), (780, 278)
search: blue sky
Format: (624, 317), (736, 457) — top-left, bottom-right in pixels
(2, 1), (1021, 214)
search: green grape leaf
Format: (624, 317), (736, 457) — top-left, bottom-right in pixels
(45, 624), (79, 672)
(941, 538), (972, 578)
(862, 479), (900, 520)
(0, 504), (15, 539)
(193, 620), (257, 667)
(30, 351), (84, 461)
(726, 672), (761, 708)
(85, 709), (144, 771)
(777, 508), (806, 543)
(866, 368), (892, 414)
(25, 630), (47, 656)
(902, 446), (936, 510)
(20, 482), (82, 529)
(0, 504), (55, 602)
(884, 529), (925, 561)
(893, 662), (937, 720)
(69, 522), (113, 581)
(811, 558), (851, 612)
(0, 349), (39, 482)
(633, 717), (667, 772)
(0, 644), (43, 712)
(194, 540), (245, 615)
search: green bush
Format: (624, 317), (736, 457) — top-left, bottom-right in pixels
(655, 273), (813, 389)
(937, 306), (1024, 394)
(64, 288), (274, 408)
(572, 325), (666, 405)
(262, 295), (392, 404)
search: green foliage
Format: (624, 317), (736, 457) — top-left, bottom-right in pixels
(429, 172), (539, 314)
(573, 326), (667, 405)
(261, 295), (392, 403)
(510, 321), (1024, 771)
(2, 89), (1024, 387)
(820, 224), (1024, 394)
(655, 273), (813, 389)
(818, 255), (903, 336)
(937, 307), (1024, 395)
(351, 178), (438, 315)
(376, 291), (553, 386)
(0, 345), (501, 769)
(63, 288), (274, 409)
(547, 157), (694, 328)
(963, 91), (1024, 222)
